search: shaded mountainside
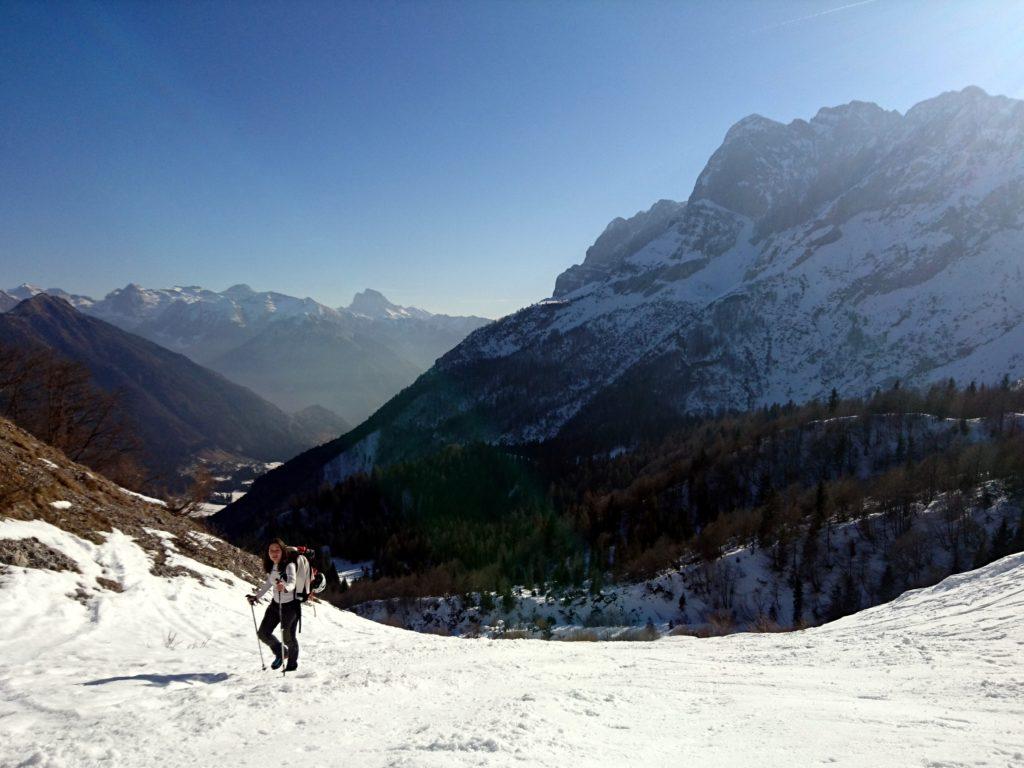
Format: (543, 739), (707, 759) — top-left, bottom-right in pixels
(0, 291), (17, 313)
(230, 86), (1024, 521)
(0, 295), (342, 480)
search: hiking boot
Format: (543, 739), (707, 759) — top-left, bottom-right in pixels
(271, 647), (287, 670)
(284, 662), (298, 672)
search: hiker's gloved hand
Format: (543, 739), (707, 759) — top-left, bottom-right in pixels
(246, 594), (258, 605)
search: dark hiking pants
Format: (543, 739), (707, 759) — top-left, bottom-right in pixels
(257, 600), (300, 664)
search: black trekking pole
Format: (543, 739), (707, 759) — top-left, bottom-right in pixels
(277, 580), (286, 677)
(249, 599), (266, 671)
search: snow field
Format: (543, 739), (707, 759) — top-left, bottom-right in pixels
(1, 518), (1022, 767)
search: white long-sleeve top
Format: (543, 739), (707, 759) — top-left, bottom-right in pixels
(253, 562), (297, 604)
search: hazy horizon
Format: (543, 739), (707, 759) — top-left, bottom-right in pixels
(2, 279), (499, 319)
(4, 0), (1024, 317)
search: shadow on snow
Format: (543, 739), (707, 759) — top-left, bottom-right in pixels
(82, 672), (230, 687)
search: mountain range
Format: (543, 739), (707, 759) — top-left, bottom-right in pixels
(225, 86), (1024, 519)
(0, 294), (347, 482)
(2, 283), (490, 425)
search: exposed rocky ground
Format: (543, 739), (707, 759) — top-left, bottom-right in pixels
(0, 416), (260, 587)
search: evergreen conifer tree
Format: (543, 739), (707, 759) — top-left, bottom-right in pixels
(791, 573), (804, 626)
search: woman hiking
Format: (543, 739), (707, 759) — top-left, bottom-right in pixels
(247, 538), (300, 671)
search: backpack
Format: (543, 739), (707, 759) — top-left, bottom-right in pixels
(285, 545), (328, 603)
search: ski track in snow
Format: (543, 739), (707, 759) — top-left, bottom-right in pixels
(1, 519), (1022, 768)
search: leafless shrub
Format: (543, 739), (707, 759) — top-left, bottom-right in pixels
(554, 628), (599, 642)
(166, 465), (216, 517)
(610, 623), (660, 641)
(749, 613), (785, 633)
(376, 615), (407, 629)
(421, 625), (452, 637)
(705, 609), (736, 636)
(667, 624), (704, 637)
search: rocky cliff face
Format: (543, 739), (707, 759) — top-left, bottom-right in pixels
(227, 86), (1024, 516)
(438, 86), (1024, 441)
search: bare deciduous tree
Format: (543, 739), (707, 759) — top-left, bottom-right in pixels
(166, 465), (216, 517)
(0, 342), (143, 486)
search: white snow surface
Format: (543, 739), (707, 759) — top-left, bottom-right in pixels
(117, 486), (168, 508)
(2, 517), (1022, 767)
(332, 557), (373, 583)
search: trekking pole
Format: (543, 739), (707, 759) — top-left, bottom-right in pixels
(249, 599), (266, 671)
(277, 580), (286, 677)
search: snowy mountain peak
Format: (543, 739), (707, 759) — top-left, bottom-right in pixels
(8, 283), (44, 300)
(349, 288), (397, 313)
(3, 284), (93, 310)
(222, 283), (256, 298)
(347, 289), (426, 320)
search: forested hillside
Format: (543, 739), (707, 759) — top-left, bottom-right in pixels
(218, 379), (1024, 626)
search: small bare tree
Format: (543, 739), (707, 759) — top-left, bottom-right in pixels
(0, 342), (143, 486)
(166, 465), (216, 517)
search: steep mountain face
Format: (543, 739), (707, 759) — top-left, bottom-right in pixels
(0, 291), (17, 313)
(229, 86), (1024, 516)
(449, 87), (1024, 449)
(0, 295), (344, 480)
(5, 283), (490, 425)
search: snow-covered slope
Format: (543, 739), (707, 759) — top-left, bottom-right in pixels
(2, 514), (1022, 767)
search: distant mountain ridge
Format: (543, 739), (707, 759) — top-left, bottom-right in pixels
(226, 85), (1024, 519)
(0, 295), (347, 482)
(2, 283), (490, 424)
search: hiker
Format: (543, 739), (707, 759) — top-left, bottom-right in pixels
(247, 538), (300, 671)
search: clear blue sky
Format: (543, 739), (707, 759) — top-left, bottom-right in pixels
(2, 0), (1023, 317)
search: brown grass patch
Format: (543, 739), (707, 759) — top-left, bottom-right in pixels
(95, 576), (123, 592)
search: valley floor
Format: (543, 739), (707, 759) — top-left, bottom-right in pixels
(1, 519), (1022, 768)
